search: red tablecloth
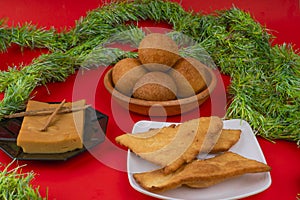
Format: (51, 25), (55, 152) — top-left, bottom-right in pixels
(0, 1), (299, 199)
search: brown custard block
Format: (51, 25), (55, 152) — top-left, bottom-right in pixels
(17, 100), (85, 153)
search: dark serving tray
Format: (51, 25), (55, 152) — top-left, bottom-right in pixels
(0, 106), (108, 161)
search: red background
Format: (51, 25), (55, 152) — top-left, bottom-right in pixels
(0, 1), (299, 199)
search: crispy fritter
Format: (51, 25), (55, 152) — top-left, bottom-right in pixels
(116, 116), (223, 174)
(116, 126), (241, 160)
(138, 33), (180, 71)
(132, 71), (177, 101)
(133, 152), (271, 193)
(210, 129), (241, 153)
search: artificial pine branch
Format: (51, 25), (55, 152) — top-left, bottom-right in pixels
(0, 0), (299, 144)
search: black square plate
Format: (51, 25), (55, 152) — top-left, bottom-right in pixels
(0, 106), (108, 161)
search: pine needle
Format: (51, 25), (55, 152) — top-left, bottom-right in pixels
(0, 0), (299, 144)
(0, 160), (45, 200)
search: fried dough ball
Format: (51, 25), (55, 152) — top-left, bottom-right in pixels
(112, 58), (147, 96)
(138, 33), (180, 72)
(169, 57), (209, 98)
(133, 72), (177, 101)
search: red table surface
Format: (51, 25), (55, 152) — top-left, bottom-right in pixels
(0, 1), (299, 199)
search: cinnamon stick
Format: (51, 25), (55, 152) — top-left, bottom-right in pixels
(4, 105), (91, 119)
(40, 99), (66, 131)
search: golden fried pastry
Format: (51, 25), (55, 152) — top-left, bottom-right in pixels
(116, 126), (241, 159)
(133, 152), (271, 193)
(210, 129), (241, 153)
(116, 116), (223, 174)
(138, 33), (180, 71)
(132, 71), (177, 101)
(112, 58), (147, 96)
(169, 57), (210, 98)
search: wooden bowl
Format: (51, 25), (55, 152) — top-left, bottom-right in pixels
(103, 67), (217, 116)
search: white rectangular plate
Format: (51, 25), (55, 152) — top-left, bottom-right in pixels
(127, 119), (271, 200)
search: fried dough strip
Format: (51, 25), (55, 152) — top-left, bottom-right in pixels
(133, 152), (271, 193)
(116, 116), (223, 174)
(117, 128), (240, 153)
(210, 129), (241, 153)
(116, 119), (241, 173)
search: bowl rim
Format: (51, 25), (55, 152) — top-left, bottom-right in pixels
(103, 66), (217, 107)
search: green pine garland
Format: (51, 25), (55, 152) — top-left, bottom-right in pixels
(0, 161), (45, 199)
(0, 0), (299, 144)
